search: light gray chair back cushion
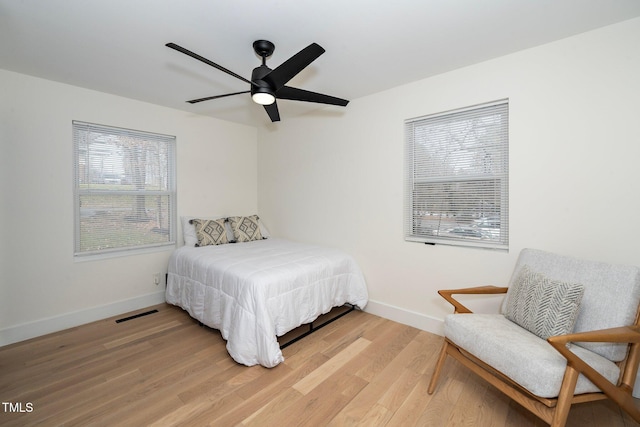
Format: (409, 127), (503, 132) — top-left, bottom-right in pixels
(501, 249), (640, 361)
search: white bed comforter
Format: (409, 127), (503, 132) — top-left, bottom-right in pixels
(165, 238), (368, 367)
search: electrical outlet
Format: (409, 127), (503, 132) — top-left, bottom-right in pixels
(153, 272), (161, 285)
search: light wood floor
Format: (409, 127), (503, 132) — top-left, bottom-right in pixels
(1, 304), (639, 426)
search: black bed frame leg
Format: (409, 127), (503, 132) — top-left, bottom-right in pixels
(279, 304), (356, 349)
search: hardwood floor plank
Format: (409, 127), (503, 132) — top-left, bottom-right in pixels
(354, 322), (420, 382)
(151, 390), (245, 427)
(210, 353), (329, 426)
(385, 373), (436, 426)
(448, 366), (494, 426)
(505, 400), (548, 427)
(267, 373), (369, 427)
(281, 336), (332, 370)
(415, 358), (473, 426)
(240, 387), (303, 426)
(102, 320), (184, 349)
(327, 331), (431, 425)
(52, 356), (211, 426)
(293, 337), (371, 395)
(34, 369), (145, 426)
(475, 379), (512, 427)
(319, 310), (387, 357)
(357, 402), (394, 426)
(377, 367), (423, 413)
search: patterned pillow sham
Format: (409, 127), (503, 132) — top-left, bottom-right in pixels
(228, 215), (263, 243)
(190, 218), (229, 247)
(504, 265), (584, 339)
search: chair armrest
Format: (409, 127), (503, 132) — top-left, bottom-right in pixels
(547, 326), (640, 346)
(438, 286), (508, 314)
(548, 326), (640, 397)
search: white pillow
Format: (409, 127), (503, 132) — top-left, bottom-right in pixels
(259, 220), (270, 238)
(181, 215), (270, 246)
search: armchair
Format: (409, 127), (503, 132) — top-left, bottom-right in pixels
(427, 248), (640, 427)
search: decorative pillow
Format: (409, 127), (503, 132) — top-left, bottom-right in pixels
(228, 215), (263, 242)
(190, 218), (229, 247)
(182, 215), (269, 246)
(504, 265), (585, 339)
(182, 215), (234, 246)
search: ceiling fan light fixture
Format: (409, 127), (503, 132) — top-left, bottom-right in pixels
(252, 90), (276, 105)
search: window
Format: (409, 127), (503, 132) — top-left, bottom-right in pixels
(73, 121), (176, 257)
(404, 100), (509, 250)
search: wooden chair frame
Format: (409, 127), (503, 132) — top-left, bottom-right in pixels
(427, 286), (640, 427)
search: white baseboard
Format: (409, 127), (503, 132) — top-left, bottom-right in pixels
(364, 299), (444, 336)
(0, 291), (166, 347)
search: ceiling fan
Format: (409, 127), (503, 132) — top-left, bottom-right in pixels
(166, 40), (349, 122)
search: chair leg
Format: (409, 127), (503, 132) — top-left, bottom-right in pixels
(550, 365), (580, 427)
(428, 338), (450, 394)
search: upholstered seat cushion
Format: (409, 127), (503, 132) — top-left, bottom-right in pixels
(445, 313), (620, 398)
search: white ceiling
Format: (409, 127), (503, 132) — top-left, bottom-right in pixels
(2, 0), (640, 126)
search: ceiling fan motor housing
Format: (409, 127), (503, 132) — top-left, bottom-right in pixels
(251, 65), (276, 104)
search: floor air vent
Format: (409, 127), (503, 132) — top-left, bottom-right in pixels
(115, 309), (159, 323)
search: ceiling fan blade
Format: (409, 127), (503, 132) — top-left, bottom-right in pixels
(263, 102), (280, 122)
(166, 42), (257, 88)
(276, 86), (349, 106)
(263, 43), (325, 90)
(186, 91), (250, 104)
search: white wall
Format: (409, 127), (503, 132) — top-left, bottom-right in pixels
(257, 18), (640, 333)
(0, 70), (258, 345)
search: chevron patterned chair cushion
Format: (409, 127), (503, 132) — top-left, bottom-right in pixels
(503, 265), (584, 339)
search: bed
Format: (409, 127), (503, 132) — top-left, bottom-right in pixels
(165, 223), (369, 368)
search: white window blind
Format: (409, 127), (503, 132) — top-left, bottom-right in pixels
(73, 121), (176, 257)
(404, 100), (509, 250)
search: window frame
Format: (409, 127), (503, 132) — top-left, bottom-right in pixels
(404, 99), (509, 250)
(72, 121), (177, 259)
